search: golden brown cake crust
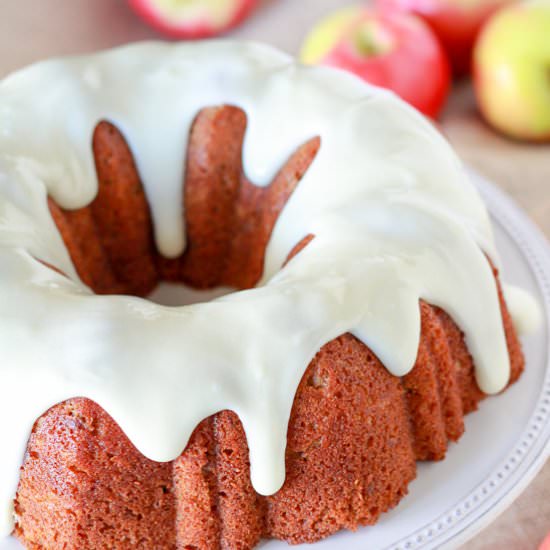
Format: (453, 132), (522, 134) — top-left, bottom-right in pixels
(15, 106), (525, 549)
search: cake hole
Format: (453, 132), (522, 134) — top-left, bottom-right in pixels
(147, 283), (234, 307)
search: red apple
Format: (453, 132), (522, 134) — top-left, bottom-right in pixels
(127, 0), (258, 39)
(376, 0), (514, 75)
(301, 6), (450, 118)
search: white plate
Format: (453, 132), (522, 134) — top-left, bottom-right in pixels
(3, 171), (550, 550)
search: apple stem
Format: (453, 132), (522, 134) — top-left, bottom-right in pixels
(354, 22), (394, 57)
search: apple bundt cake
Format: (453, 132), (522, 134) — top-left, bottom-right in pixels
(0, 42), (527, 549)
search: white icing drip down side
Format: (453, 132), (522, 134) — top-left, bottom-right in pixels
(0, 41), (536, 538)
(503, 285), (542, 335)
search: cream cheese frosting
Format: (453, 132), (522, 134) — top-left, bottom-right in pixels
(0, 41), (536, 537)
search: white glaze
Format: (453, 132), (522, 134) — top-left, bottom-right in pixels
(504, 285), (542, 335)
(0, 41), (536, 538)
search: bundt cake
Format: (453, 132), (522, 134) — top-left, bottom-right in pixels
(0, 41), (531, 549)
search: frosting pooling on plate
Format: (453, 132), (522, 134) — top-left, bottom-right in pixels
(0, 41), (529, 537)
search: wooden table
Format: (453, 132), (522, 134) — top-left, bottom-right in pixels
(1, 0), (549, 547)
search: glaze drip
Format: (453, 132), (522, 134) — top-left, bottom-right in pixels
(0, 41), (533, 538)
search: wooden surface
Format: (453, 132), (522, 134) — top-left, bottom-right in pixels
(0, 0), (549, 548)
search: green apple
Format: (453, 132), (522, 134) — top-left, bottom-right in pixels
(473, 0), (550, 141)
